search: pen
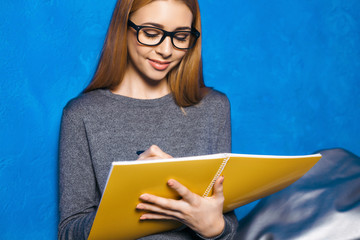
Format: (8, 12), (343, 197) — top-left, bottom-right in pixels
(136, 150), (145, 155)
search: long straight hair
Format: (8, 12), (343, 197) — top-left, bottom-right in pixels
(84, 0), (205, 107)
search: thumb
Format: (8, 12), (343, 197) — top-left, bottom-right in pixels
(213, 175), (225, 199)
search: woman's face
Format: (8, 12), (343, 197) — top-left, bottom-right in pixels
(127, 0), (193, 82)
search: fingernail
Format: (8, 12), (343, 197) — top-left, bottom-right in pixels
(167, 179), (174, 186)
(136, 204), (143, 209)
(220, 175), (225, 184)
(140, 194), (148, 200)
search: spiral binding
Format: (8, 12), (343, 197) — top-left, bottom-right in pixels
(202, 155), (230, 197)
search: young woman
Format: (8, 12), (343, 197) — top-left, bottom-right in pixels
(58, 0), (238, 239)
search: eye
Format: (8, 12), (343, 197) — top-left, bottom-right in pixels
(142, 28), (162, 38)
(174, 32), (191, 42)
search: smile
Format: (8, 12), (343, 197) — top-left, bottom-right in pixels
(148, 59), (171, 71)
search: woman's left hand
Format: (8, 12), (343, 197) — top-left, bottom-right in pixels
(136, 176), (226, 238)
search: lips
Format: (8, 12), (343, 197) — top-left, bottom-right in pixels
(148, 59), (171, 71)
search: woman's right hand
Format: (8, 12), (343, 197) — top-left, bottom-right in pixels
(137, 145), (173, 160)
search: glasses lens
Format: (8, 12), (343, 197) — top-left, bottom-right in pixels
(173, 31), (196, 49)
(138, 27), (163, 46)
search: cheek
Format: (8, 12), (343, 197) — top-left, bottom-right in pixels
(127, 37), (138, 60)
(132, 45), (153, 61)
(174, 51), (187, 63)
(127, 34), (148, 59)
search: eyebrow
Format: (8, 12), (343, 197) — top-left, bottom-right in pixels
(141, 22), (192, 31)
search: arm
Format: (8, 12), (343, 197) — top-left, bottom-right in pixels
(215, 94), (232, 154)
(191, 93), (237, 239)
(213, 94), (239, 240)
(58, 106), (100, 240)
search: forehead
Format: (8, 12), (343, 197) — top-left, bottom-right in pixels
(130, 1), (193, 30)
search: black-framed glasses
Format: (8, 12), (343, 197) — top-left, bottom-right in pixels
(128, 20), (200, 50)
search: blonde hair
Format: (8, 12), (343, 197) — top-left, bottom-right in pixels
(84, 0), (205, 107)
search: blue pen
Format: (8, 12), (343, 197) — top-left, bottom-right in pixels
(136, 150), (145, 155)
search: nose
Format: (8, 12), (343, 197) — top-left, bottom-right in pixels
(155, 36), (173, 59)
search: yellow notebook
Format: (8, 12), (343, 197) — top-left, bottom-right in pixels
(88, 153), (321, 240)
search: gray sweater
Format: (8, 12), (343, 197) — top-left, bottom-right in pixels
(58, 89), (238, 239)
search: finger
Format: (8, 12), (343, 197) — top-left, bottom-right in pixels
(137, 155), (161, 160)
(140, 193), (185, 211)
(167, 179), (196, 204)
(137, 145), (172, 160)
(137, 147), (156, 160)
(213, 176), (225, 200)
(136, 203), (182, 219)
(148, 145), (172, 159)
(140, 212), (178, 221)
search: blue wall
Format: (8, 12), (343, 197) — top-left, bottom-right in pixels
(0, 0), (359, 239)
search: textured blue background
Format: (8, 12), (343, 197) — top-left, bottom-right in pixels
(0, 0), (359, 239)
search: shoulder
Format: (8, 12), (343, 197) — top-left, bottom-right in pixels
(201, 88), (230, 111)
(185, 88), (231, 119)
(62, 89), (107, 118)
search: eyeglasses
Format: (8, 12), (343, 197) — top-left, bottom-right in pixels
(128, 20), (200, 50)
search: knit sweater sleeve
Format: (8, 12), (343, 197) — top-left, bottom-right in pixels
(215, 93), (232, 154)
(205, 93), (238, 240)
(193, 92), (237, 240)
(58, 103), (100, 240)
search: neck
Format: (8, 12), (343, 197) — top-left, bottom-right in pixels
(112, 66), (170, 100)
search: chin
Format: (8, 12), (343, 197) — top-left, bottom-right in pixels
(146, 70), (171, 82)
(149, 76), (168, 83)
(142, 72), (168, 83)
